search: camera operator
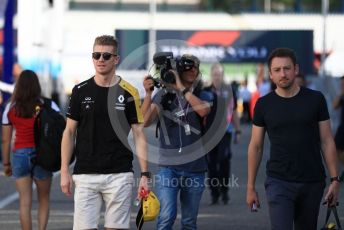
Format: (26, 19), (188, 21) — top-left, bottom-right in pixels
(142, 54), (210, 230)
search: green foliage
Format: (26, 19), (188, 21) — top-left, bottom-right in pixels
(200, 0), (257, 13)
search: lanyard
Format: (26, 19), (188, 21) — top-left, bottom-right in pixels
(176, 94), (190, 122)
(176, 94), (191, 152)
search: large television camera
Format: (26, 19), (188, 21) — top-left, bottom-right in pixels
(153, 52), (177, 84)
(153, 52), (199, 85)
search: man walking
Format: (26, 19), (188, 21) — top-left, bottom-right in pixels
(247, 47), (339, 230)
(142, 54), (210, 230)
(60, 35), (149, 230)
(204, 63), (241, 205)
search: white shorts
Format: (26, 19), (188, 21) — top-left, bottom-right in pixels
(72, 172), (134, 230)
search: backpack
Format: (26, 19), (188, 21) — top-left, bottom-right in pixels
(33, 98), (66, 172)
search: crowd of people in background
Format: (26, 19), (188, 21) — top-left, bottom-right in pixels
(1, 38), (344, 230)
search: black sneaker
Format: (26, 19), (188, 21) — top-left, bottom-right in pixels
(210, 197), (219, 205)
(222, 193), (230, 205)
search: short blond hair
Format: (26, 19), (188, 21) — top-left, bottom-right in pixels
(93, 35), (118, 54)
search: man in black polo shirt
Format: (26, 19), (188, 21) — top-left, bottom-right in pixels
(60, 35), (149, 230)
(246, 48), (339, 230)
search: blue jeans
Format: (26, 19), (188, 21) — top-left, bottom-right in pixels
(156, 167), (205, 230)
(11, 148), (53, 180)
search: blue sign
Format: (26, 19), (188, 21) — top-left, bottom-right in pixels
(116, 29), (314, 74)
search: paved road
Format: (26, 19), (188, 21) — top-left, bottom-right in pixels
(1, 124), (343, 229)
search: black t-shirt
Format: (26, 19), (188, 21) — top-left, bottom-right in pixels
(67, 77), (143, 174)
(203, 84), (236, 133)
(253, 87), (329, 182)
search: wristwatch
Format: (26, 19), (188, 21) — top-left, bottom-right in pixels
(140, 171), (152, 179)
(181, 88), (189, 96)
(330, 176), (341, 183)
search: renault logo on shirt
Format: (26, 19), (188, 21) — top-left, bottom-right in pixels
(115, 95), (125, 110)
(118, 95), (125, 103)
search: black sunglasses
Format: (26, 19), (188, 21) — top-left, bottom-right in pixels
(180, 59), (197, 71)
(92, 52), (117, 61)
